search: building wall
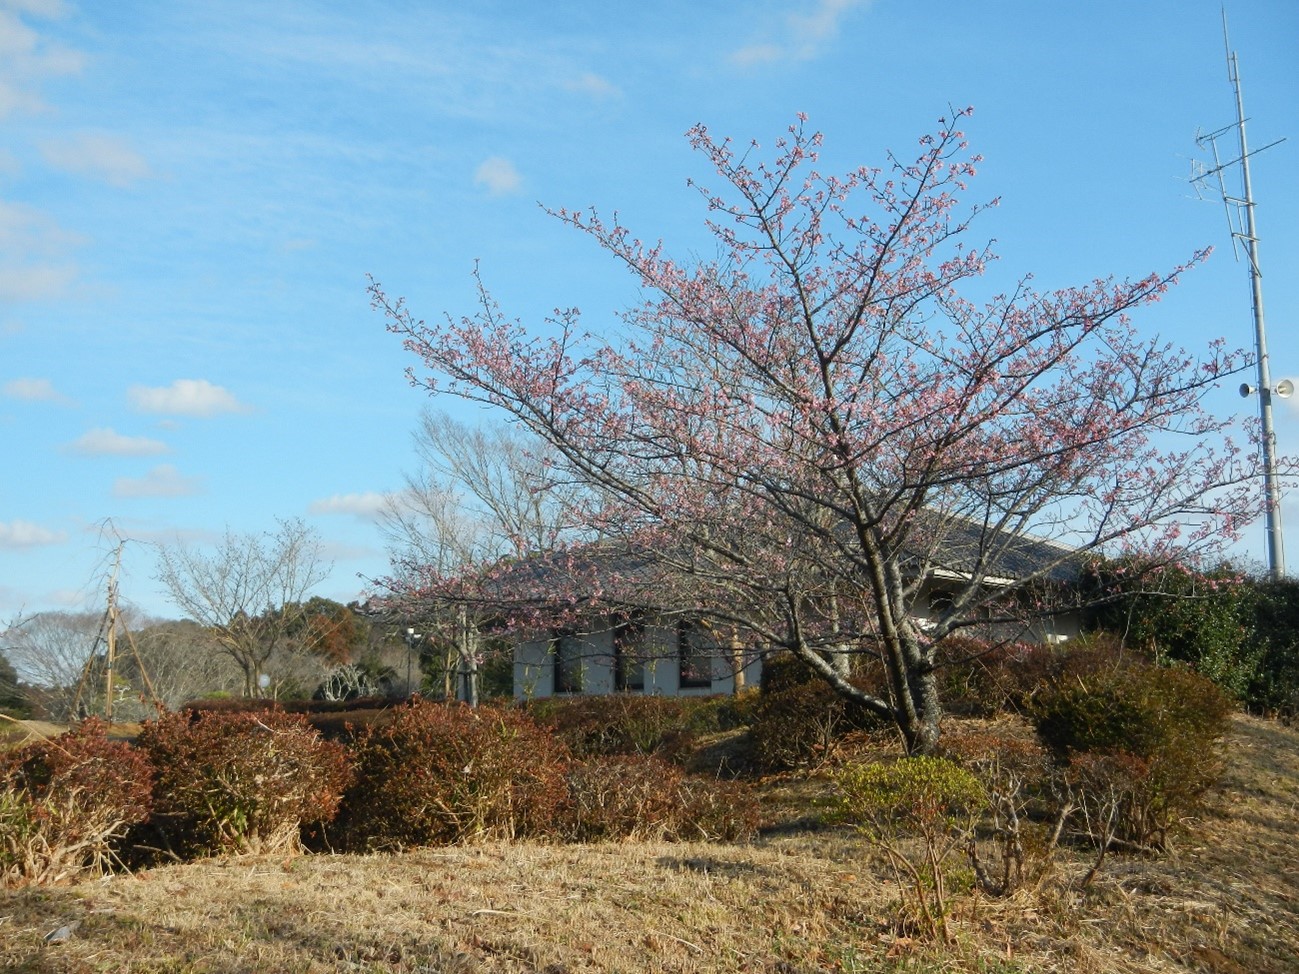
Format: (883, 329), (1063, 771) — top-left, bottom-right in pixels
(513, 599), (1081, 700)
(512, 618), (762, 700)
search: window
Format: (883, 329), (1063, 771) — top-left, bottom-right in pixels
(613, 620), (645, 692)
(677, 622), (713, 689)
(928, 588), (955, 617)
(552, 632), (584, 694)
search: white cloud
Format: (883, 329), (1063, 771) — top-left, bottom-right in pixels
(562, 72), (621, 100)
(309, 491), (391, 519)
(67, 427), (168, 457)
(0, 200), (81, 250)
(729, 0), (867, 67)
(0, 263), (75, 300)
(0, 80), (40, 117)
(729, 44), (784, 68)
(3, 376), (72, 404)
(39, 132), (153, 187)
(0, 199), (83, 300)
(112, 464), (202, 498)
(128, 379), (250, 417)
(473, 156), (522, 197)
(0, 518), (66, 548)
(0, 5), (84, 119)
(0, 2), (71, 18)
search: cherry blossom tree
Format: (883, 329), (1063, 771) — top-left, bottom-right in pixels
(372, 111), (1285, 753)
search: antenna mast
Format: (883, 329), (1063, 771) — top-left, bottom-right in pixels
(72, 540), (163, 721)
(1193, 11), (1287, 580)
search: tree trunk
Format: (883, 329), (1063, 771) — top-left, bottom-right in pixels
(899, 664), (942, 755)
(457, 606), (481, 708)
(730, 630), (746, 693)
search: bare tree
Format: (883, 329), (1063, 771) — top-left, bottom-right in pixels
(381, 409), (587, 572)
(0, 611), (103, 720)
(155, 518), (331, 697)
(126, 619), (244, 711)
(379, 411), (587, 704)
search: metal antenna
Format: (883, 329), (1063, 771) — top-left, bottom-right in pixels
(1192, 9), (1288, 580)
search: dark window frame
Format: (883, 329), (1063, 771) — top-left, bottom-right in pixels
(677, 621), (713, 689)
(551, 631), (583, 694)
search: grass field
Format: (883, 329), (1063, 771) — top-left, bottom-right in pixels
(1, 714), (1296, 973)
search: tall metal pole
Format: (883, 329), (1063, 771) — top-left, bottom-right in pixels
(1227, 41), (1285, 580)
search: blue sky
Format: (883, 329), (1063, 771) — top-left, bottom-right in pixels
(1, 0), (1296, 620)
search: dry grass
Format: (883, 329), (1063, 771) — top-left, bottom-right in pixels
(0, 720), (68, 747)
(1, 714), (1295, 973)
(0, 720), (143, 747)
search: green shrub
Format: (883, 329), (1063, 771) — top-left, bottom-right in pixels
(1245, 578), (1299, 717)
(136, 709), (351, 857)
(563, 754), (758, 842)
(831, 756), (986, 941)
(1030, 661), (1232, 849)
(1083, 558), (1258, 698)
(335, 700), (569, 851)
(0, 719), (152, 886)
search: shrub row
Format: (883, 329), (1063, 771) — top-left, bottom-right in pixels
(0, 700), (758, 887)
(334, 702), (571, 850)
(0, 719), (150, 886)
(523, 692), (747, 761)
(828, 655), (1233, 933)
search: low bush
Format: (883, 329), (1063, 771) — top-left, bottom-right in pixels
(335, 700), (570, 851)
(939, 723), (1052, 895)
(933, 633), (1145, 719)
(0, 719), (152, 886)
(673, 773), (762, 841)
(749, 655), (884, 771)
(831, 756), (986, 941)
(758, 652), (819, 695)
(136, 710), (351, 858)
(525, 694), (712, 760)
(1030, 660), (1232, 849)
(563, 754), (759, 842)
(932, 637), (1043, 717)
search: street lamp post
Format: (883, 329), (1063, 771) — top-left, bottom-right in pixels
(404, 627), (424, 698)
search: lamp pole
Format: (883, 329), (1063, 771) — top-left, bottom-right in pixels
(404, 626), (423, 697)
